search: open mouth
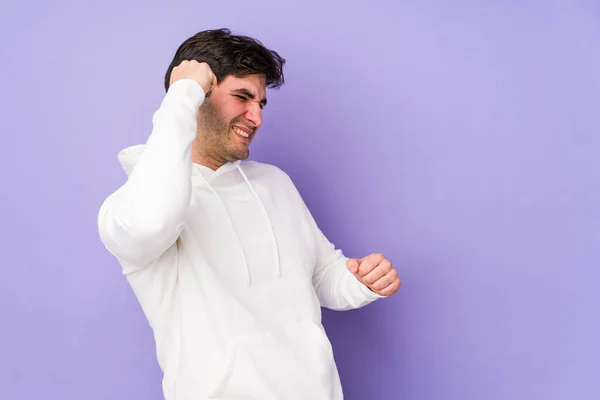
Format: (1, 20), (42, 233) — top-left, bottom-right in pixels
(232, 125), (252, 139)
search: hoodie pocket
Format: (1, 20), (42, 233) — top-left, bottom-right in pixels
(208, 321), (335, 399)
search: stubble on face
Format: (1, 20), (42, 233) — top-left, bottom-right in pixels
(192, 99), (249, 168)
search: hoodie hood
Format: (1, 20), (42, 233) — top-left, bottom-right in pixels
(117, 144), (239, 179)
(117, 144), (145, 176)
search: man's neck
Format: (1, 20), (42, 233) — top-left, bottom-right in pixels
(191, 140), (226, 171)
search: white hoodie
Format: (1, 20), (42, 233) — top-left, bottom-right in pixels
(97, 78), (384, 400)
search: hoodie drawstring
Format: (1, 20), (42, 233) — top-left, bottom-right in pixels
(198, 173), (253, 285)
(198, 162), (281, 286)
(235, 163), (281, 278)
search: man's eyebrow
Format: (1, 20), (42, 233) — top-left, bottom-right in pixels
(231, 88), (267, 106)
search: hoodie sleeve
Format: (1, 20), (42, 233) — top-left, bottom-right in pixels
(297, 196), (386, 311)
(98, 79), (205, 269)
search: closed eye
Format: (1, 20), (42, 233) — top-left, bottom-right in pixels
(231, 91), (266, 109)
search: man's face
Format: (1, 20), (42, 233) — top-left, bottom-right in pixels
(196, 73), (267, 163)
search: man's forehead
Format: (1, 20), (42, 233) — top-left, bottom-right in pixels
(221, 74), (266, 92)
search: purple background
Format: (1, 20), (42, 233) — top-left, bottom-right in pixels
(1, 1), (599, 399)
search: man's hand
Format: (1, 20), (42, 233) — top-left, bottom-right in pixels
(346, 253), (401, 296)
(169, 60), (218, 95)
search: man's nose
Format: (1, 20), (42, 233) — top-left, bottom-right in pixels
(245, 102), (263, 127)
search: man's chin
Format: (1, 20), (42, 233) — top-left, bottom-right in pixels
(226, 148), (250, 162)
(237, 151), (250, 161)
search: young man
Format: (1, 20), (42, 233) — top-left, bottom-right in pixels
(98, 28), (401, 399)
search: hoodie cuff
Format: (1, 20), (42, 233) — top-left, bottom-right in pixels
(165, 78), (206, 110)
(357, 279), (387, 299)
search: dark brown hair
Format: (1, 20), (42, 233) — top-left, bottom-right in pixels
(164, 28), (285, 91)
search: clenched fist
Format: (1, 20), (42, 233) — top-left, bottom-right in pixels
(169, 60), (218, 95)
(346, 253), (401, 296)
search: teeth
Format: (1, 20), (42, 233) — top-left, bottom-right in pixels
(233, 126), (249, 138)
